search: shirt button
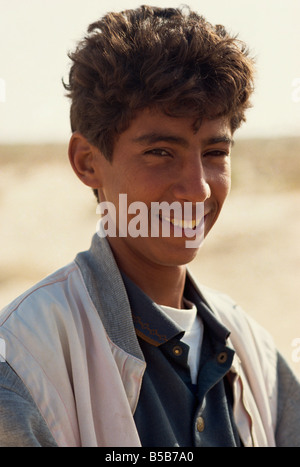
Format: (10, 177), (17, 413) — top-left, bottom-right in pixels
(196, 416), (205, 432)
(217, 351), (228, 364)
(172, 345), (183, 356)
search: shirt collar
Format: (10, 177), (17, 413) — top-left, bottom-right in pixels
(121, 272), (183, 346)
(184, 276), (231, 345)
(121, 271), (231, 348)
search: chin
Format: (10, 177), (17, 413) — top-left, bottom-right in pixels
(153, 241), (204, 267)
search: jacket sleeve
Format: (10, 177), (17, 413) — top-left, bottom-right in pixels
(275, 352), (300, 447)
(0, 362), (58, 447)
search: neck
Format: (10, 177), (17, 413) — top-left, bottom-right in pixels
(108, 240), (187, 309)
(126, 264), (187, 309)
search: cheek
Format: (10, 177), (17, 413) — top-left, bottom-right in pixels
(205, 171), (231, 235)
(223, 172), (232, 197)
(100, 172), (158, 213)
(221, 162), (231, 194)
(123, 167), (168, 204)
(210, 168), (231, 204)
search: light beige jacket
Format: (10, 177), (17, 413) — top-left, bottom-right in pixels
(0, 235), (278, 447)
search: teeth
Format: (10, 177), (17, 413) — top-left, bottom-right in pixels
(164, 217), (201, 229)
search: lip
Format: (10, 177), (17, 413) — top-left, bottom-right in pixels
(158, 213), (206, 238)
(162, 216), (202, 230)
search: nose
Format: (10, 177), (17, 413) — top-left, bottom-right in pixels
(172, 156), (211, 203)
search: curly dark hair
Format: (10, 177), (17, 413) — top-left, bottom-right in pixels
(64, 5), (255, 159)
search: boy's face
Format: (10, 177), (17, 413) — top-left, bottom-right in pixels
(93, 107), (233, 269)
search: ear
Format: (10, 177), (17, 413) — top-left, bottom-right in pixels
(68, 132), (102, 188)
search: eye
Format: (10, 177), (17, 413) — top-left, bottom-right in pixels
(203, 149), (230, 158)
(144, 148), (172, 157)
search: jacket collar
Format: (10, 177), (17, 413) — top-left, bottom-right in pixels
(75, 234), (144, 361)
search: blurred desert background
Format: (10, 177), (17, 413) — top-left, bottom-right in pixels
(0, 137), (299, 378)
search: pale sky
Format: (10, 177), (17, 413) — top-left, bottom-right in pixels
(0, 0), (299, 143)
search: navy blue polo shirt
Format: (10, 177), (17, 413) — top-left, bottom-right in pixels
(121, 272), (241, 447)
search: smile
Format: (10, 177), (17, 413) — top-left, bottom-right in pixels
(161, 216), (202, 230)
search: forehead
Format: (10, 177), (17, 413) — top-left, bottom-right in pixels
(118, 108), (233, 146)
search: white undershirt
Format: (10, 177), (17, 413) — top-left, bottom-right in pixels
(160, 299), (204, 384)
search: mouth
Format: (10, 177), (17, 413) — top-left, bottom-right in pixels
(157, 213), (206, 237)
(149, 201), (207, 241)
(161, 216), (202, 230)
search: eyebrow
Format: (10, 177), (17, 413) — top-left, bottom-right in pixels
(133, 133), (189, 147)
(207, 136), (235, 146)
(132, 132), (234, 147)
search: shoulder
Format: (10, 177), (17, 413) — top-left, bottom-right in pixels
(200, 284), (275, 347)
(0, 362), (57, 447)
(0, 261), (89, 327)
(0, 261), (96, 366)
(187, 272), (276, 354)
(198, 283), (278, 383)
(276, 353), (300, 446)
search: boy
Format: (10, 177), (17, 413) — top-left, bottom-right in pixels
(0, 5), (299, 447)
